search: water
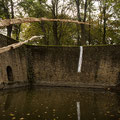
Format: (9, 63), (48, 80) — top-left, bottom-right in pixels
(0, 87), (120, 120)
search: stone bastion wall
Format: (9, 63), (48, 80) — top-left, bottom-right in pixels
(0, 34), (120, 89)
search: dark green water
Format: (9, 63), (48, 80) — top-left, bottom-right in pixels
(0, 87), (120, 120)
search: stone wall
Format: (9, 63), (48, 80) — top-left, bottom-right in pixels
(0, 34), (120, 89)
(0, 34), (28, 89)
(27, 45), (120, 88)
(0, 34), (18, 47)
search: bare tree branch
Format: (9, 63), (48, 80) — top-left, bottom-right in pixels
(0, 17), (90, 28)
(0, 36), (42, 54)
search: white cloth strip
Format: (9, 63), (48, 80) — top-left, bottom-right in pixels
(78, 46), (83, 72)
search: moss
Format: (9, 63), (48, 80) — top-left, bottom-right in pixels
(26, 43), (120, 48)
(26, 44), (78, 48)
(82, 44), (119, 47)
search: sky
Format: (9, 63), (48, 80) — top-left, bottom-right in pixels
(47, 0), (51, 4)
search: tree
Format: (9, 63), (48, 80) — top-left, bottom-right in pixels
(1, 0), (119, 46)
(19, 0), (50, 43)
(0, 0), (14, 37)
(51, 0), (60, 45)
(74, 0), (88, 45)
(103, 0), (107, 44)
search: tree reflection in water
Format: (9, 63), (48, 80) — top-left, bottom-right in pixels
(0, 87), (119, 120)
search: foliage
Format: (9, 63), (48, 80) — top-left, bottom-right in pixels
(0, 0), (119, 45)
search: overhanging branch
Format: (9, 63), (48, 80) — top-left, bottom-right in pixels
(0, 36), (42, 54)
(0, 17), (90, 28)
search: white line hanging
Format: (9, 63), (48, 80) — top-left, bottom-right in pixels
(78, 46), (83, 73)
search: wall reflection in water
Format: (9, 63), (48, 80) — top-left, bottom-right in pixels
(0, 88), (120, 120)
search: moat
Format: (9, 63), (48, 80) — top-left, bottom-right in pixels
(0, 87), (120, 120)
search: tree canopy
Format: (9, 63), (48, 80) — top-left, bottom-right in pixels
(0, 0), (120, 46)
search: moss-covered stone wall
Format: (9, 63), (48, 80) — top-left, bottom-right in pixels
(0, 34), (28, 89)
(27, 45), (120, 88)
(0, 34), (120, 89)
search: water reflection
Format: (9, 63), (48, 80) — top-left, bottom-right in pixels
(77, 102), (80, 120)
(0, 87), (120, 120)
(4, 94), (13, 111)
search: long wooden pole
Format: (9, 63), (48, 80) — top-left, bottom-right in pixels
(0, 17), (90, 54)
(0, 17), (90, 28)
(0, 36), (42, 54)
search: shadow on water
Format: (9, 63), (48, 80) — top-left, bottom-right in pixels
(4, 94), (13, 111)
(0, 87), (120, 120)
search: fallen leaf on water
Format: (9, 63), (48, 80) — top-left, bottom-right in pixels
(20, 118), (24, 120)
(73, 113), (75, 115)
(118, 111), (120, 113)
(56, 116), (59, 119)
(27, 113), (30, 116)
(106, 111), (110, 114)
(53, 109), (56, 112)
(9, 113), (15, 117)
(92, 113), (95, 115)
(107, 88), (110, 90)
(12, 117), (16, 120)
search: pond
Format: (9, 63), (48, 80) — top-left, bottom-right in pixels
(0, 87), (120, 120)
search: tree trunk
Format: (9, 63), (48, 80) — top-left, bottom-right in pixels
(10, 0), (14, 19)
(51, 0), (60, 45)
(2, 0), (11, 37)
(75, 0), (88, 45)
(88, 12), (91, 45)
(15, 24), (21, 41)
(7, 25), (12, 37)
(2, 0), (14, 38)
(99, 1), (103, 44)
(75, 0), (81, 46)
(80, 24), (86, 45)
(88, 0), (91, 45)
(76, 24), (81, 45)
(103, 0), (107, 44)
(8, 0), (14, 38)
(40, 22), (49, 45)
(53, 21), (60, 45)
(80, 0), (88, 45)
